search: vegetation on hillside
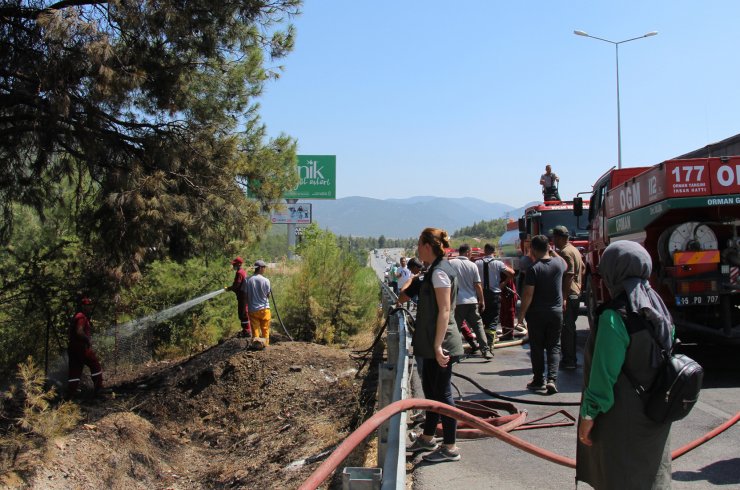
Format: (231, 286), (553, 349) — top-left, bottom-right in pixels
(453, 218), (510, 239)
(281, 225), (379, 344)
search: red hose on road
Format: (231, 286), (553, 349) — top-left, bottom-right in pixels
(298, 398), (576, 490)
(299, 398), (740, 490)
(671, 410), (740, 460)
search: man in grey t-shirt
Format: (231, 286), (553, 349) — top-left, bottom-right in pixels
(517, 235), (566, 394)
(448, 244), (492, 359)
(245, 260), (272, 345)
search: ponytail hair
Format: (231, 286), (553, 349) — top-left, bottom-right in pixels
(419, 227), (451, 258)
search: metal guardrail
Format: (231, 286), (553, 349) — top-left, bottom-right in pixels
(377, 283), (413, 490)
(345, 255), (412, 489)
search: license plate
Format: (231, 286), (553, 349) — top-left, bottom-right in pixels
(675, 295), (720, 306)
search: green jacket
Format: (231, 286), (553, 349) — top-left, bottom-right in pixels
(413, 257), (464, 359)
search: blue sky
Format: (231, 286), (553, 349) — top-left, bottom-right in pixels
(258, 1), (740, 207)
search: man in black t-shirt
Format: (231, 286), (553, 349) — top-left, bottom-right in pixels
(517, 235), (566, 394)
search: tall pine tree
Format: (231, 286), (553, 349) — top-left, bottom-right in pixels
(0, 0), (301, 282)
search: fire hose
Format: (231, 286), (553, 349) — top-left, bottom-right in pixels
(269, 290), (293, 341)
(298, 397), (740, 490)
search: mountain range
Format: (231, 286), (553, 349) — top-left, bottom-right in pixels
(305, 196), (539, 238)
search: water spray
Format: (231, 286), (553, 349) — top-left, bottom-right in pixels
(113, 288), (227, 338)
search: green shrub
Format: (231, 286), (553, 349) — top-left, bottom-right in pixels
(280, 225), (379, 343)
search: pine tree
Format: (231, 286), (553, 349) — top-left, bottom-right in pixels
(0, 0), (301, 282)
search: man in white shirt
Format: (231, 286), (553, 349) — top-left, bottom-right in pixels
(396, 257), (412, 292)
(540, 164), (561, 201)
(448, 244), (492, 359)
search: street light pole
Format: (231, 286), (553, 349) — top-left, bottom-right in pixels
(574, 30), (657, 169)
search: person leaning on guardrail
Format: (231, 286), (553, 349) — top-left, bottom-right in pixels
(405, 227), (464, 463)
(397, 257), (424, 310)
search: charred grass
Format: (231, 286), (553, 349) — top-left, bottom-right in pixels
(4, 334), (384, 489)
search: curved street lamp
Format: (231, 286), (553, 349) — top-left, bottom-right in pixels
(574, 30), (658, 169)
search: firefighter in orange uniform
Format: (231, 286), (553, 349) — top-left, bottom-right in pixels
(67, 297), (104, 397)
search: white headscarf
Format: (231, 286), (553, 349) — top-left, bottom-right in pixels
(599, 241), (673, 362)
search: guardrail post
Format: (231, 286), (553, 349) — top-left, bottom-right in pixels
(343, 467), (382, 489)
(387, 311), (399, 368)
(376, 362), (395, 466)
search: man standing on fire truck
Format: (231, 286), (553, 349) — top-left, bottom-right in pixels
(67, 297), (104, 398)
(540, 164), (561, 201)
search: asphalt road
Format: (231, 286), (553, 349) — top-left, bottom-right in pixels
(411, 314), (740, 489)
(369, 248), (405, 283)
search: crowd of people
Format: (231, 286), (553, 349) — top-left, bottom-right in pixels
(401, 223), (674, 490)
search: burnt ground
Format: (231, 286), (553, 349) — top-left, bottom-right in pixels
(4, 337), (379, 489)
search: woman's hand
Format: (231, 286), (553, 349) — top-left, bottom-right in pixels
(578, 418), (594, 447)
(435, 346), (450, 368)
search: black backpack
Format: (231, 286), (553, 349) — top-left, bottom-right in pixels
(617, 307), (704, 424)
(641, 350), (703, 423)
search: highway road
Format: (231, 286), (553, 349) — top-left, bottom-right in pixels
(368, 247), (406, 284)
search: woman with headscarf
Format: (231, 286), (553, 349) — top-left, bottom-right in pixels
(576, 241), (673, 489)
(406, 227), (465, 463)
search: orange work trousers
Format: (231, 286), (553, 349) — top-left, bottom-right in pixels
(249, 308), (272, 345)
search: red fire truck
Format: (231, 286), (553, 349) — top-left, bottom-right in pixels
(576, 157), (740, 343)
(499, 200), (590, 272)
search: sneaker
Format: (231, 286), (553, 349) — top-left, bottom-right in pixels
(546, 380), (558, 395)
(482, 350), (493, 360)
(408, 411), (426, 423)
(422, 446), (461, 463)
(407, 437), (438, 454)
(526, 379), (546, 391)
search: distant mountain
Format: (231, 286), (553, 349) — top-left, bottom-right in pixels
(305, 196), (539, 238)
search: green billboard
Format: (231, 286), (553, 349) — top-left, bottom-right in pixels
(283, 155), (336, 199)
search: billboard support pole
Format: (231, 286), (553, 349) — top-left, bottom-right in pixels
(286, 199), (298, 260)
